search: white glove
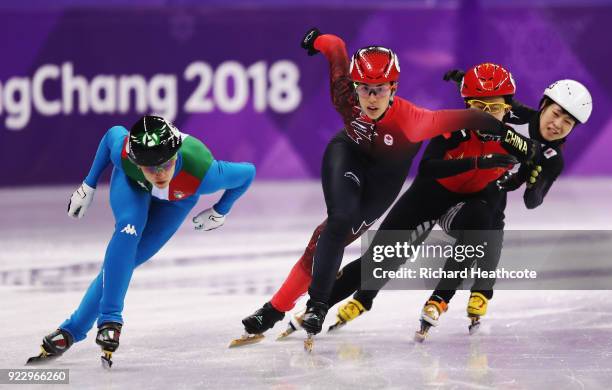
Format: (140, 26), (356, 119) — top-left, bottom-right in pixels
(67, 182), (96, 219)
(192, 207), (226, 231)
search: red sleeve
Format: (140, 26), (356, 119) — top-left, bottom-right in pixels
(398, 103), (502, 143)
(313, 34), (358, 118)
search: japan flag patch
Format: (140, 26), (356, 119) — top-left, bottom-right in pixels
(543, 147), (557, 159)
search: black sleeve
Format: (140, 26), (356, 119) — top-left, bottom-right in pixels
(418, 134), (476, 179)
(523, 151), (564, 209)
(505, 97), (538, 125)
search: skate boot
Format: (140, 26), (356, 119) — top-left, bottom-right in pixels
(467, 292), (488, 334)
(277, 308), (305, 340)
(229, 302), (285, 348)
(96, 322), (122, 369)
(328, 298), (367, 332)
(414, 297), (448, 343)
(26, 329), (74, 365)
(302, 300), (329, 352)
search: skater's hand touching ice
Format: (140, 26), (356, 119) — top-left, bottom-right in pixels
(67, 182), (96, 219)
(301, 28), (321, 56)
(193, 207), (226, 231)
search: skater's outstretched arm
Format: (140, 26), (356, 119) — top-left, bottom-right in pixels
(396, 102), (506, 143)
(84, 126), (128, 188)
(68, 126), (128, 219)
(196, 160), (256, 214)
(310, 32), (357, 119)
(192, 160), (255, 231)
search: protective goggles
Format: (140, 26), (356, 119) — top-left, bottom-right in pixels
(466, 99), (512, 114)
(354, 83), (393, 97)
(140, 155), (177, 174)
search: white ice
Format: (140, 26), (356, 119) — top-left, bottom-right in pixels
(1, 179), (612, 389)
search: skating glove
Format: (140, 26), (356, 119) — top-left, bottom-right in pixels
(475, 154), (518, 169)
(192, 207), (226, 231)
(496, 163), (544, 198)
(496, 171), (524, 192)
(443, 69), (465, 87)
(301, 28), (321, 56)
(67, 182), (95, 219)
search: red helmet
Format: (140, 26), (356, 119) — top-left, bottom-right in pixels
(461, 62), (516, 98)
(350, 46), (400, 84)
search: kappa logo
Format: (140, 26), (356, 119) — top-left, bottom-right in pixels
(120, 224), (138, 236)
(383, 134), (394, 146)
(348, 116), (376, 144)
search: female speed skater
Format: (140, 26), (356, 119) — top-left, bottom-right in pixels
(234, 28), (527, 350)
(26, 115), (256, 368)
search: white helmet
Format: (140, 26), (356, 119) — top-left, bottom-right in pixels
(543, 79), (592, 123)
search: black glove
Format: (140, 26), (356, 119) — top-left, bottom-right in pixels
(496, 169), (527, 192)
(472, 120), (506, 140)
(301, 28), (321, 56)
(475, 154), (518, 169)
(443, 69), (465, 85)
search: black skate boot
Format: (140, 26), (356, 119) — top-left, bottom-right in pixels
(96, 322), (122, 369)
(302, 300), (329, 352)
(229, 302), (285, 348)
(242, 302), (285, 334)
(26, 329), (74, 365)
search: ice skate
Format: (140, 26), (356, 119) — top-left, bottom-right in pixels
(467, 292), (488, 335)
(328, 298), (366, 332)
(414, 298), (448, 343)
(26, 329), (74, 365)
(301, 300), (329, 352)
(230, 302), (284, 347)
(277, 308), (305, 340)
(96, 322), (122, 369)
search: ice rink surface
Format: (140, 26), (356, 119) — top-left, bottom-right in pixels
(2, 179), (612, 389)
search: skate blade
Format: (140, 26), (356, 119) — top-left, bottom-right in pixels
(26, 347), (53, 365)
(327, 320), (345, 332)
(304, 334), (314, 353)
(414, 320), (432, 343)
(228, 334), (264, 348)
(101, 351), (113, 369)
(468, 317), (481, 335)
(276, 327), (296, 340)
(414, 330), (428, 343)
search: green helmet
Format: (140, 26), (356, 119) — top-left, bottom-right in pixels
(128, 115), (182, 166)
